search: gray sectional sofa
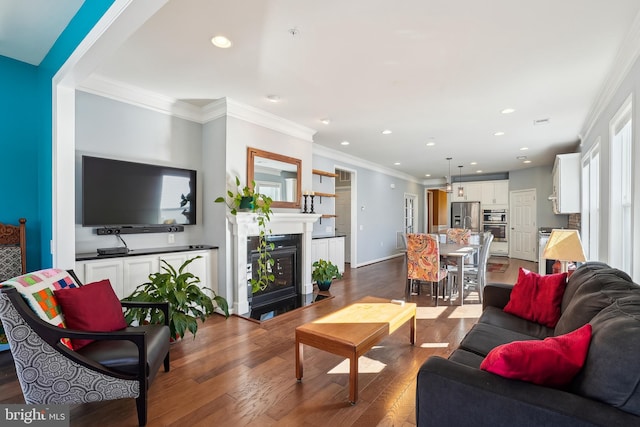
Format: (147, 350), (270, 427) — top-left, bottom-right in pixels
(416, 262), (640, 427)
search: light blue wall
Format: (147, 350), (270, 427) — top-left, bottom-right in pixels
(0, 1), (113, 269)
(313, 154), (423, 266)
(509, 165), (569, 229)
(74, 91), (204, 253)
(580, 54), (640, 269)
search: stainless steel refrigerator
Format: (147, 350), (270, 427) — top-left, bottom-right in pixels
(450, 201), (482, 232)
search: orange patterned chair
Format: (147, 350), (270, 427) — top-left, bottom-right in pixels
(406, 233), (449, 305)
(445, 228), (472, 266)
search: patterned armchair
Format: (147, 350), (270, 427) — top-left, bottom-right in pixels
(0, 269), (170, 426)
(406, 233), (449, 305)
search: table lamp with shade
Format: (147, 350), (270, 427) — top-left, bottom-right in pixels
(542, 229), (586, 273)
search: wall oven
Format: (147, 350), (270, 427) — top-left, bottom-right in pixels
(483, 209), (508, 242)
(483, 223), (507, 242)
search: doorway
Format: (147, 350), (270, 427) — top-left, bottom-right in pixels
(510, 188), (537, 261)
(335, 168), (354, 264)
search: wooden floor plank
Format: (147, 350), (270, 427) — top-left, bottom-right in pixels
(0, 256), (534, 426)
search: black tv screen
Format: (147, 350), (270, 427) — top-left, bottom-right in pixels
(82, 156), (197, 227)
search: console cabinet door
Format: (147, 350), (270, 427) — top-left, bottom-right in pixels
(123, 256), (159, 298)
(328, 237), (345, 273)
(80, 260), (125, 298)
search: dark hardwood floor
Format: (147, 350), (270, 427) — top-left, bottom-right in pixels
(0, 256), (535, 426)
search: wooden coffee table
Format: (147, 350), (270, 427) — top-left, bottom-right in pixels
(295, 296), (417, 404)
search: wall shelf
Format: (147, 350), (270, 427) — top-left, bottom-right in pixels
(312, 169), (338, 178)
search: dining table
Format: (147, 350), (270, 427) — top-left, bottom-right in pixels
(439, 243), (480, 306)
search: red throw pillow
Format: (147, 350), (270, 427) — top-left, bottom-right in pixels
(503, 268), (567, 327)
(54, 279), (127, 350)
(480, 324), (592, 387)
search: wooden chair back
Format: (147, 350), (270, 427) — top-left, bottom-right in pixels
(0, 218), (26, 280)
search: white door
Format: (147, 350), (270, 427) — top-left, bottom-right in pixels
(510, 189), (537, 261)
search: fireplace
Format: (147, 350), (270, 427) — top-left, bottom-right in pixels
(227, 212), (320, 315)
(248, 234), (301, 308)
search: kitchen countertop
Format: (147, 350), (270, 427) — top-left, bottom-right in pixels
(312, 234), (347, 240)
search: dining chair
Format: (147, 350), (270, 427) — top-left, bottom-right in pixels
(445, 228), (471, 245)
(406, 233), (450, 305)
(447, 232), (494, 303)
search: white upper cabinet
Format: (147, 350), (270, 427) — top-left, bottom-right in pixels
(550, 153), (580, 214)
(483, 180), (509, 207)
(451, 182), (482, 202)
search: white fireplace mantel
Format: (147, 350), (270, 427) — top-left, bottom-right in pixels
(228, 212), (321, 314)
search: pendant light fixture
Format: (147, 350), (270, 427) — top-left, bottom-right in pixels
(457, 165), (464, 197)
(445, 157), (453, 193)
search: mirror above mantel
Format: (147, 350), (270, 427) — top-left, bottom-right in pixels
(247, 147), (302, 209)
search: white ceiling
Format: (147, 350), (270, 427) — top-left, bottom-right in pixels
(6, 0), (640, 181)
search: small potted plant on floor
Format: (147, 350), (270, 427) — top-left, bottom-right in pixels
(312, 259), (343, 291)
(124, 256), (229, 340)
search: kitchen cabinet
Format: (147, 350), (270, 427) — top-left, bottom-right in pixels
(550, 153), (580, 214)
(451, 182), (482, 202)
(311, 236), (345, 273)
(75, 248), (217, 299)
(482, 180), (509, 207)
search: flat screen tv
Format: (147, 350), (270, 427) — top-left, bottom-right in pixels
(82, 156), (197, 227)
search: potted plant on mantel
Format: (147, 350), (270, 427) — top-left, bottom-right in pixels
(124, 256), (229, 340)
(312, 259), (343, 291)
(215, 176), (275, 293)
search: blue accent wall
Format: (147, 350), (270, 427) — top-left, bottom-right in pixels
(0, 1), (113, 270)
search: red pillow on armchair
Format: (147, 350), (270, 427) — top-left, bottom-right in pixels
(503, 268), (567, 328)
(54, 279), (127, 350)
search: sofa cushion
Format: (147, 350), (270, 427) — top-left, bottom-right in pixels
(503, 268), (567, 328)
(480, 324), (591, 387)
(459, 322), (540, 357)
(560, 262), (617, 312)
(55, 279), (128, 350)
(571, 295), (640, 416)
(479, 306), (554, 339)
(448, 348), (485, 369)
(555, 270), (640, 335)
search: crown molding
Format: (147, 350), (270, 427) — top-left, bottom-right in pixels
(313, 144), (422, 184)
(580, 10), (640, 143)
(77, 76), (317, 141)
(202, 98), (317, 141)
(78, 74), (203, 122)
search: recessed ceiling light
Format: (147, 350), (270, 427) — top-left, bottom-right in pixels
(394, 162), (401, 165)
(382, 129), (392, 135)
(341, 141), (350, 146)
(470, 161), (477, 165)
(320, 118), (331, 125)
(211, 35), (232, 48)
(476, 170), (483, 173)
(494, 131), (505, 136)
(501, 108), (515, 114)
(266, 95), (280, 103)
(523, 160), (532, 164)
(426, 141), (436, 147)
(425, 173), (431, 177)
(520, 147), (529, 151)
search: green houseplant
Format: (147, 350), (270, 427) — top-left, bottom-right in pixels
(124, 256), (229, 340)
(215, 176), (275, 293)
(312, 259), (343, 291)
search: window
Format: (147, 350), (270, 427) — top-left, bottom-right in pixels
(404, 193), (417, 234)
(609, 96), (633, 271)
(582, 141), (600, 261)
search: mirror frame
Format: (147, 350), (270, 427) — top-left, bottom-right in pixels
(247, 147), (302, 209)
